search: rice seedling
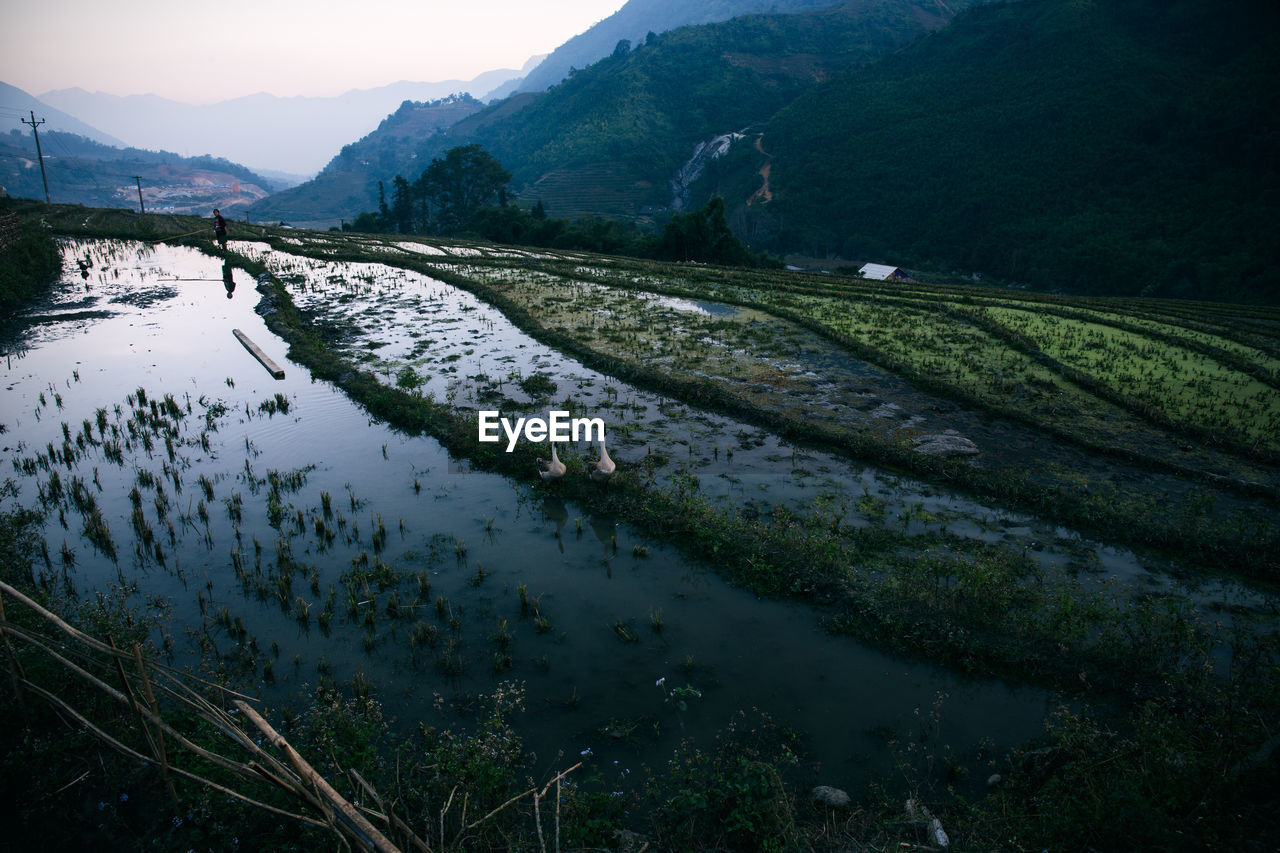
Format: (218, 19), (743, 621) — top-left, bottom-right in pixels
(491, 618), (512, 652)
(613, 618), (638, 643)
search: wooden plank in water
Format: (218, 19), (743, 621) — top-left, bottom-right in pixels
(232, 328), (285, 379)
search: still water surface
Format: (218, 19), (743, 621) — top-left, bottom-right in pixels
(2, 239), (1049, 791)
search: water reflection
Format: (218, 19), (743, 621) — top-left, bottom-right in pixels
(0, 238), (1061, 795)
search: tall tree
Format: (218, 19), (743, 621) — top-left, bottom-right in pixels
(391, 175), (413, 234)
(416, 144), (512, 236)
(375, 181), (390, 232)
(658, 197), (757, 266)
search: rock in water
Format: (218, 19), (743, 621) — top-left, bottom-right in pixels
(811, 785), (851, 808)
(912, 433), (980, 457)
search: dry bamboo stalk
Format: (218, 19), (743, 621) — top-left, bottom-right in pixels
(248, 760), (310, 798)
(1, 583), (252, 709)
(134, 643), (180, 810)
(0, 582), (382, 840)
(2, 621), (127, 699)
(452, 761), (581, 847)
(440, 786), (456, 851)
(7, 621), (263, 781)
(234, 700), (401, 853)
(18, 677), (326, 828)
(349, 768), (386, 817)
(109, 635), (163, 771)
(0, 581), (122, 657)
(534, 790), (545, 853)
(0, 590), (29, 716)
(5, 617), (275, 783)
(347, 767), (434, 852)
(148, 675), (275, 762)
(146, 657), (260, 702)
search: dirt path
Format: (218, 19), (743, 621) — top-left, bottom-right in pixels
(748, 134), (773, 205)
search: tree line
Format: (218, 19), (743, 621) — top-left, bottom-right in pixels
(344, 144), (780, 268)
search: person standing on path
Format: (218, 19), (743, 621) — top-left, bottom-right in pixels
(212, 208), (227, 249)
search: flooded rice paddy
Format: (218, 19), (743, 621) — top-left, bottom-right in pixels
(1, 238), (1267, 799)
(232, 238), (1273, 608)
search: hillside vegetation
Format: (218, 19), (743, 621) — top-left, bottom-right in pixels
(256, 0), (977, 226)
(513, 0), (845, 93)
(247, 0), (1278, 304)
(0, 199), (62, 314)
(461, 0), (978, 192)
(759, 0), (1280, 302)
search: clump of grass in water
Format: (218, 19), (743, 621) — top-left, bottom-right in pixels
(294, 596), (311, 626)
(198, 473), (214, 502)
(411, 621), (439, 650)
(257, 393), (291, 416)
(614, 618), (638, 643)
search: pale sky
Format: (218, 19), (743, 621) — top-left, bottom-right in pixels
(2, 0), (629, 103)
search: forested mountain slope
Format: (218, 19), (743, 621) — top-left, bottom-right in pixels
(759, 0), (1280, 302)
(512, 0), (844, 93)
(280, 0), (979, 224)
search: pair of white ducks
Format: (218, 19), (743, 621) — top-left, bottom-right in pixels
(537, 442), (615, 489)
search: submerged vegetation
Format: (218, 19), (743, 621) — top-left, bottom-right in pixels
(1, 208), (1278, 849)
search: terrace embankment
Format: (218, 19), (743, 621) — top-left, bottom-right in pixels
(229, 228), (1280, 579)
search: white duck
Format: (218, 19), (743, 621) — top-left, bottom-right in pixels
(586, 440), (616, 491)
(536, 443), (566, 484)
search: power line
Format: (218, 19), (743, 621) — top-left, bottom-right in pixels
(20, 111), (50, 203)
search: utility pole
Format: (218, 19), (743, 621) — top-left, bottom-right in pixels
(21, 111), (50, 204)
(133, 176), (146, 213)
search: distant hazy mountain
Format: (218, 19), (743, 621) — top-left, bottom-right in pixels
(0, 81), (126, 148)
(515, 0), (843, 92)
(248, 95), (488, 228)
(37, 65), (533, 178)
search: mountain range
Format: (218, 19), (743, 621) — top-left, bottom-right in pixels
(508, 0), (846, 94)
(6, 0), (1278, 302)
(254, 0), (978, 227)
(0, 81), (128, 148)
(32, 61), (538, 179)
(252, 0), (1278, 302)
